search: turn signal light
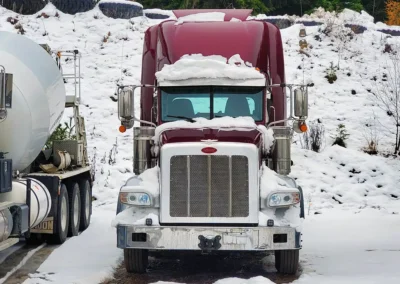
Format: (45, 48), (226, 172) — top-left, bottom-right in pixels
(119, 125), (126, 133)
(201, 147), (217, 154)
(299, 122), (308, 133)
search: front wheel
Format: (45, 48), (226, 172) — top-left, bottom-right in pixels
(275, 249), (299, 274)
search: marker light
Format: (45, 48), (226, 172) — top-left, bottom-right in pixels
(119, 125), (126, 133)
(299, 122), (308, 133)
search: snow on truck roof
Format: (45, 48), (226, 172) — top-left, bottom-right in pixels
(172, 9), (252, 21)
(155, 54), (266, 87)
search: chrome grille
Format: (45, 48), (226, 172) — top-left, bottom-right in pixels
(170, 155), (249, 218)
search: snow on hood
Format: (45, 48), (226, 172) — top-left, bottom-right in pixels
(155, 54), (265, 85)
(136, 166), (160, 198)
(153, 117), (275, 153)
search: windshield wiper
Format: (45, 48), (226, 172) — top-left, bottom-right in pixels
(167, 115), (195, 123)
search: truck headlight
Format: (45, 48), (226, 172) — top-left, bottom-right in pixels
(119, 192), (152, 206)
(267, 191), (300, 207)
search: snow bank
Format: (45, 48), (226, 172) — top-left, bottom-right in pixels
(260, 165), (297, 199)
(175, 12), (225, 25)
(155, 54), (265, 84)
(98, 0), (143, 8)
(36, 3), (61, 17)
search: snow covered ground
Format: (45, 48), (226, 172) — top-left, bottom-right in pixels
(0, 3), (399, 284)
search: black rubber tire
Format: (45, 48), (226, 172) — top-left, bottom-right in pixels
(298, 186), (305, 219)
(67, 182), (81, 237)
(51, 0), (97, 15)
(48, 184), (69, 244)
(1, 0), (47, 14)
(79, 179), (91, 231)
(99, 2), (143, 19)
(124, 234), (148, 274)
(144, 12), (169, 19)
(275, 249), (299, 274)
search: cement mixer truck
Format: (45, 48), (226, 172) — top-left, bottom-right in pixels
(0, 31), (93, 250)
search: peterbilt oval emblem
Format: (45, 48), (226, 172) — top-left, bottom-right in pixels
(201, 147), (217, 154)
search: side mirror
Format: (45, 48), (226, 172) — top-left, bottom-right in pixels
(294, 88), (308, 118)
(118, 87), (135, 128)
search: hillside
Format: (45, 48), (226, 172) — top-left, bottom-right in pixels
(0, 3), (399, 283)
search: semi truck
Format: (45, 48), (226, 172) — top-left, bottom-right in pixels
(0, 31), (93, 251)
(114, 9), (311, 275)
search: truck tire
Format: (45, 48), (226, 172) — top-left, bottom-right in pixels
(298, 186), (305, 219)
(79, 179), (91, 231)
(99, 2), (143, 19)
(67, 182), (81, 237)
(51, 0), (97, 15)
(1, 0), (46, 15)
(48, 184), (69, 244)
(274, 249), (299, 274)
(124, 234), (148, 273)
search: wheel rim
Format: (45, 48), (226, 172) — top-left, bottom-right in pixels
(61, 196), (67, 231)
(74, 193), (79, 227)
(85, 188), (90, 221)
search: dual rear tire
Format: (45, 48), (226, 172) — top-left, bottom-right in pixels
(47, 178), (91, 244)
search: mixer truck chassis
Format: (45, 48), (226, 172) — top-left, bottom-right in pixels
(0, 33), (93, 250)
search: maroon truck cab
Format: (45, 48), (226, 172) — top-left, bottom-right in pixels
(114, 9), (310, 276)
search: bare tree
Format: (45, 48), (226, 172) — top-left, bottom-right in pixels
(372, 47), (400, 154)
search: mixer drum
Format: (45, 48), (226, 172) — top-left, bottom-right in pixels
(0, 31), (66, 172)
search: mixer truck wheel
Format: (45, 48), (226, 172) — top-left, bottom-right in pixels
(48, 184), (69, 244)
(99, 2), (144, 19)
(67, 182), (81, 237)
(79, 179), (91, 231)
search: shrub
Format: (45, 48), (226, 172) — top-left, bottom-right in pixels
(325, 62), (338, 84)
(332, 124), (350, 148)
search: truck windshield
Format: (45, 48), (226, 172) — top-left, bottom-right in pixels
(160, 86), (264, 122)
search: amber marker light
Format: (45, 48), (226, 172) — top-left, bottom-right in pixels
(299, 122), (308, 133)
(119, 125), (126, 133)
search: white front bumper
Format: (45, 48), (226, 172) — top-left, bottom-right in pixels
(117, 224), (300, 251)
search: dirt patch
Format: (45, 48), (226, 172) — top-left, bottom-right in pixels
(101, 252), (301, 284)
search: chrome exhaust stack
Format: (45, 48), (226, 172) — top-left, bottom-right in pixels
(271, 126), (292, 175)
(133, 127), (156, 175)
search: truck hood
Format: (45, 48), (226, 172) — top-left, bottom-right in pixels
(159, 128), (262, 146)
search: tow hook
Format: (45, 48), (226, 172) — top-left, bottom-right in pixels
(198, 235), (222, 250)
